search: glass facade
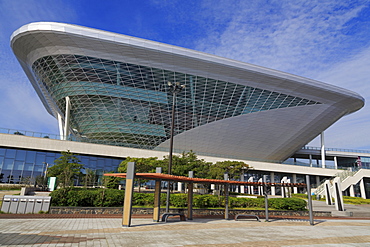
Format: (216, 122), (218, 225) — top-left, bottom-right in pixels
(0, 147), (123, 184)
(32, 54), (321, 149)
(359, 157), (370, 169)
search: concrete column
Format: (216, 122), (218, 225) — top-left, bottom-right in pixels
(316, 176), (320, 188)
(324, 180), (333, 205)
(292, 174), (298, 194)
(248, 177), (254, 195)
(309, 154), (313, 167)
(270, 172), (275, 196)
(349, 184), (355, 197)
(57, 113), (64, 140)
(334, 156), (338, 170)
(360, 179), (367, 199)
(258, 178), (263, 195)
(286, 178), (291, 197)
(333, 177), (344, 211)
(240, 174), (245, 194)
(178, 182), (183, 192)
(281, 176), (288, 198)
(63, 96), (71, 141)
(321, 132), (326, 168)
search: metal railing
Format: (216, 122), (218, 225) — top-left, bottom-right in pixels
(1, 127), (370, 169)
(302, 145), (370, 154)
(0, 128), (61, 140)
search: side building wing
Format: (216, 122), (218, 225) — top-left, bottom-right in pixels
(11, 22), (364, 162)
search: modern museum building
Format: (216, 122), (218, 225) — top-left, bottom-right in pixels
(1, 22), (369, 198)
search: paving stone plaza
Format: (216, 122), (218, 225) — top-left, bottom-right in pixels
(0, 217), (369, 246)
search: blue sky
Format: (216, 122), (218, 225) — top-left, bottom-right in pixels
(0, 0), (370, 149)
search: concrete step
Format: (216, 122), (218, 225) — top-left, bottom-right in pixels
(331, 210), (353, 217)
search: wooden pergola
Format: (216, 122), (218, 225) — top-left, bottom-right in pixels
(104, 162), (307, 227)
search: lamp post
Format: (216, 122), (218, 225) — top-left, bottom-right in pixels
(166, 81), (185, 213)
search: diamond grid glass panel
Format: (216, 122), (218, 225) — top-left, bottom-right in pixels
(31, 54), (321, 149)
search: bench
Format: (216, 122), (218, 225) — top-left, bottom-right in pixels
(161, 213), (186, 222)
(234, 214), (260, 221)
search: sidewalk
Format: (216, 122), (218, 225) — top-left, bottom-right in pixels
(0, 217), (369, 246)
(311, 199), (370, 217)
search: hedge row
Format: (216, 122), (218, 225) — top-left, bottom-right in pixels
(50, 188), (307, 210)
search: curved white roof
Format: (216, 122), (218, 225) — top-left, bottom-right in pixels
(11, 22), (364, 162)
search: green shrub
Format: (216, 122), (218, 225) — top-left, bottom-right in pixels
(133, 193), (153, 206)
(50, 187), (73, 206)
(99, 189), (125, 207)
(269, 198), (307, 211)
(50, 188), (125, 207)
(170, 194), (187, 208)
(229, 197), (268, 209)
(49, 188), (307, 211)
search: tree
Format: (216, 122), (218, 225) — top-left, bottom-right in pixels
(83, 168), (98, 187)
(102, 173), (122, 189)
(167, 151), (212, 178)
(47, 150), (84, 188)
(208, 161), (250, 180)
(35, 175), (47, 189)
(118, 157), (166, 173)
(19, 176), (33, 186)
(118, 157), (166, 191)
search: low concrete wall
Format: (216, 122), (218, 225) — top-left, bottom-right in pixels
(49, 207), (331, 217)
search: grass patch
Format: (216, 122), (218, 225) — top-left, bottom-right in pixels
(0, 185), (23, 190)
(343, 196), (370, 205)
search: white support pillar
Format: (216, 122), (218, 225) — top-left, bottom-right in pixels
(324, 180), (333, 205)
(286, 178), (291, 197)
(321, 132), (326, 168)
(248, 177), (254, 195)
(360, 179), (367, 199)
(292, 174), (298, 194)
(334, 156), (338, 170)
(281, 176), (288, 198)
(258, 178), (263, 195)
(64, 96), (71, 141)
(309, 154), (313, 167)
(316, 176), (320, 188)
(57, 113), (65, 140)
(349, 184), (355, 197)
(270, 172), (275, 196)
(240, 174), (245, 194)
(177, 182), (183, 192)
(333, 177), (344, 211)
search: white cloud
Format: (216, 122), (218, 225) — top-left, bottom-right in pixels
(196, 1), (369, 77)
(0, 75), (58, 135)
(309, 46), (370, 150)
(0, 0), (77, 134)
(195, 0), (370, 150)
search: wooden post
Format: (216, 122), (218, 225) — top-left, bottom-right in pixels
(224, 173), (229, 220)
(187, 171), (194, 220)
(153, 179), (162, 222)
(153, 167), (162, 222)
(122, 162), (135, 227)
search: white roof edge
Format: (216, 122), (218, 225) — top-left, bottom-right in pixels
(11, 22), (365, 104)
